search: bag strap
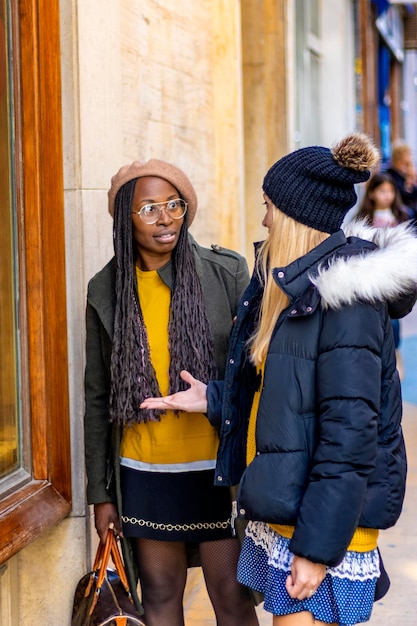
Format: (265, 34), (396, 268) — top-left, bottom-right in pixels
(88, 526), (135, 615)
(88, 528), (115, 615)
(94, 529), (113, 590)
(83, 534), (108, 598)
(92, 536), (106, 571)
(109, 532), (131, 595)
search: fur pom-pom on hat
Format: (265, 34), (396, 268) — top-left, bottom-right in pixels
(108, 159), (198, 226)
(263, 132), (380, 233)
(332, 133), (380, 172)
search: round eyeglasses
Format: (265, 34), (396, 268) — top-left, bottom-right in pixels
(132, 198), (188, 224)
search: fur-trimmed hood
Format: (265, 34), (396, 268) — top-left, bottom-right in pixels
(311, 220), (417, 309)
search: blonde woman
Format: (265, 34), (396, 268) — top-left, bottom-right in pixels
(141, 134), (417, 625)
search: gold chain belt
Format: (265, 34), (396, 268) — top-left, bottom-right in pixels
(121, 516), (230, 532)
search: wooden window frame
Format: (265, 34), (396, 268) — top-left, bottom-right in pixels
(0, 0), (71, 564)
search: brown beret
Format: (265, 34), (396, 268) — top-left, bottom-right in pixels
(108, 159), (198, 226)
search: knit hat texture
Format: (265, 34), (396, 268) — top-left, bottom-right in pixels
(108, 159), (198, 226)
(262, 133), (380, 233)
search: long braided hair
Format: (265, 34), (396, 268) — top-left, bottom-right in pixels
(109, 177), (216, 423)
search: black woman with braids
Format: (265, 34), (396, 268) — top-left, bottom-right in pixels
(83, 159), (258, 626)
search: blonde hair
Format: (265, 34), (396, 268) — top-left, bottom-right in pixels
(249, 210), (329, 366)
(391, 142), (412, 166)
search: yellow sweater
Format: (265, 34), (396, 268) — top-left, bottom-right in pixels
(120, 268), (218, 470)
(247, 363), (378, 553)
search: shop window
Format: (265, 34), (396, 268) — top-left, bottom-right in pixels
(0, 0), (71, 564)
(0, 2), (20, 485)
(294, 0), (322, 146)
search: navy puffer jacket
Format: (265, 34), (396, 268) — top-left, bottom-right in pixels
(207, 222), (417, 567)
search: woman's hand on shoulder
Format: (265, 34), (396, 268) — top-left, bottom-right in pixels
(94, 502), (123, 544)
(140, 370), (208, 413)
(285, 555), (327, 601)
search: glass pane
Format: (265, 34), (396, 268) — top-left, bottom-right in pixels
(294, 0), (305, 146)
(309, 51), (321, 144)
(309, 0), (319, 37)
(0, 1), (20, 480)
(294, 1), (321, 147)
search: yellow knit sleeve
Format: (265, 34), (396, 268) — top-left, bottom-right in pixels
(246, 362), (265, 466)
(269, 524), (379, 553)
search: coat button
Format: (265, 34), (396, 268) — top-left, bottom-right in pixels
(306, 306), (312, 313)
(243, 300), (249, 306)
(229, 358), (234, 364)
(278, 271), (284, 278)
(291, 309), (297, 315)
(217, 476), (223, 482)
(239, 508), (245, 515)
(225, 419), (231, 425)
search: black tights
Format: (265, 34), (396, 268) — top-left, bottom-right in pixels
(132, 536), (259, 626)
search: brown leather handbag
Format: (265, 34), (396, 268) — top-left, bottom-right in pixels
(71, 529), (145, 625)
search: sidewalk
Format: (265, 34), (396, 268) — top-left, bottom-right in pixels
(367, 401), (417, 625)
(184, 324), (417, 625)
(367, 312), (417, 625)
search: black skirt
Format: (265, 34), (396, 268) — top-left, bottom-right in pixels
(120, 465), (233, 542)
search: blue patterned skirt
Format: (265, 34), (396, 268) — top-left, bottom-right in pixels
(237, 521), (379, 626)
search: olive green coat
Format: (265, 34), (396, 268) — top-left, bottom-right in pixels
(84, 235), (249, 608)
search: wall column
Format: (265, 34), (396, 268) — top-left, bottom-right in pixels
(241, 0), (288, 259)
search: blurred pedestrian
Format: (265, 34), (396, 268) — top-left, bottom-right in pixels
(385, 141), (417, 219)
(357, 170), (411, 377)
(356, 171), (410, 227)
(142, 133), (417, 626)
(84, 159), (258, 626)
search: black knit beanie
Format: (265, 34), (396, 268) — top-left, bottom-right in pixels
(262, 133), (380, 233)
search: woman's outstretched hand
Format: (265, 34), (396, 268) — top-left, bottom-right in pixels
(140, 370), (208, 413)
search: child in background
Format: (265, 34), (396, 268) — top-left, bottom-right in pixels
(357, 171), (410, 227)
(357, 171), (410, 378)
